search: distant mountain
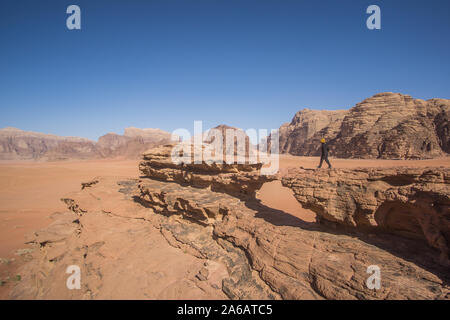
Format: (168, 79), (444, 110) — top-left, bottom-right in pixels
(203, 124), (258, 160)
(96, 127), (174, 159)
(277, 92), (450, 159)
(0, 127), (174, 161)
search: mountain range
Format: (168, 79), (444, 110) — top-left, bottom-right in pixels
(1, 92), (449, 161)
(278, 92), (450, 159)
(0, 127), (173, 160)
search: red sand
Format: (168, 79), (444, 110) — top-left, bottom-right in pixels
(0, 155), (448, 298)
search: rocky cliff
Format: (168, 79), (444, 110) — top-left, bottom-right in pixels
(279, 93), (450, 159)
(281, 167), (450, 266)
(0, 127), (173, 160)
(96, 127), (173, 159)
(11, 145), (450, 300)
(0, 127), (99, 160)
(139, 144), (271, 199)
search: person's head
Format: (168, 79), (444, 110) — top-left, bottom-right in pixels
(320, 138), (326, 144)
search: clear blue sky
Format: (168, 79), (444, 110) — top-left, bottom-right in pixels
(1, 0), (449, 140)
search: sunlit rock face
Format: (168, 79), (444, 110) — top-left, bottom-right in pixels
(10, 147), (450, 300)
(0, 127), (173, 160)
(278, 93), (450, 159)
(282, 166), (450, 265)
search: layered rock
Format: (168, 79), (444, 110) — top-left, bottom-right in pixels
(96, 133), (170, 159)
(278, 109), (347, 155)
(139, 144), (274, 198)
(278, 93), (450, 159)
(96, 127), (174, 159)
(11, 177), (277, 300)
(136, 173), (450, 300)
(137, 179), (240, 226)
(123, 127), (174, 144)
(0, 127), (173, 160)
(12, 174), (449, 300)
(11, 146), (450, 299)
(282, 167), (450, 265)
(203, 124), (256, 159)
(0, 127), (99, 160)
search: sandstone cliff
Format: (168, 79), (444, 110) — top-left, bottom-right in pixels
(281, 167), (450, 265)
(139, 144), (272, 198)
(278, 93), (450, 159)
(0, 127), (173, 160)
(0, 127), (99, 160)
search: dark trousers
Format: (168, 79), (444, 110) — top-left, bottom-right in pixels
(318, 154), (332, 168)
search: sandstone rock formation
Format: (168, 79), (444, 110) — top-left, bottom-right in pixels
(203, 124), (256, 159)
(139, 144), (273, 198)
(281, 167), (450, 265)
(0, 127), (173, 160)
(0, 127), (99, 160)
(11, 177), (275, 299)
(10, 146), (450, 300)
(96, 128), (172, 159)
(278, 109), (347, 155)
(123, 127), (175, 143)
(278, 93), (450, 159)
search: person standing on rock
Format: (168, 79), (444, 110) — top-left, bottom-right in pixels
(318, 138), (332, 169)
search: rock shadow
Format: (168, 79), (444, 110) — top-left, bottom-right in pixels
(244, 197), (450, 287)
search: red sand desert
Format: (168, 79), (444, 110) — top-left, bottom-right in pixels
(0, 155), (449, 299)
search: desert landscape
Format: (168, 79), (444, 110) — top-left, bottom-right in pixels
(1, 1), (450, 304)
(0, 93), (449, 300)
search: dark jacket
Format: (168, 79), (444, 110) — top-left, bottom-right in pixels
(321, 143), (329, 156)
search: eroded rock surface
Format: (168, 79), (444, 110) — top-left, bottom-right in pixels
(11, 177), (276, 299)
(278, 92), (450, 159)
(139, 144), (274, 198)
(282, 167), (450, 265)
(11, 148), (450, 299)
(0, 127), (173, 161)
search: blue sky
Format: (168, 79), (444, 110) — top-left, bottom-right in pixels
(1, 0), (449, 140)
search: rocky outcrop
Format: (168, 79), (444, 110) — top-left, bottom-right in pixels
(96, 127), (174, 159)
(11, 146), (450, 300)
(203, 124), (256, 158)
(0, 127), (99, 160)
(123, 127), (175, 144)
(12, 174), (450, 300)
(11, 177), (276, 300)
(0, 127), (173, 160)
(278, 109), (347, 155)
(281, 167), (450, 265)
(96, 134), (167, 159)
(136, 173), (449, 300)
(433, 104), (450, 153)
(278, 93), (450, 159)
(139, 144), (274, 198)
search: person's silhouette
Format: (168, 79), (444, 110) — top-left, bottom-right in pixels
(318, 138), (332, 169)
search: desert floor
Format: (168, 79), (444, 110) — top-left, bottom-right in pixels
(0, 155), (449, 298)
